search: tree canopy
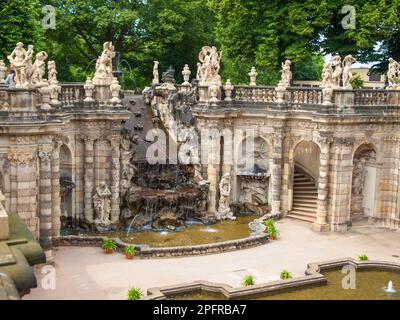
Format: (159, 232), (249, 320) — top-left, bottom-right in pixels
(0, 0), (398, 87)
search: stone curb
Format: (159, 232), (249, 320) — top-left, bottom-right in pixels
(59, 233), (269, 259)
(145, 258), (400, 300)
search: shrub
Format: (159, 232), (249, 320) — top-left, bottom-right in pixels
(127, 287), (142, 300)
(263, 219), (278, 239)
(280, 270), (293, 280)
(359, 254), (369, 261)
(102, 238), (117, 252)
(350, 74), (364, 89)
(123, 246), (137, 257)
(242, 275), (255, 286)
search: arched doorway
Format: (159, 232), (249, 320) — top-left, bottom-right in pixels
(350, 144), (377, 222)
(59, 144), (75, 225)
(289, 141), (320, 222)
(236, 137), (271, 214)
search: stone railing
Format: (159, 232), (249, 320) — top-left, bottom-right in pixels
(60, 82), (85, 107)
(233, 86), (276, 103)
(287, 87), (323, 105)
(353, 89), (396, 106)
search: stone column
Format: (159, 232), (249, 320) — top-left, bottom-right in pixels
(51, 138), (62, 244)
(330, 137), (354, 231)
(271, 130), (284, 216)
(313, 136), (332, 232)
(110, 136), (121, 224)
(38, 149), (53, 253)
(207, 164), (218, 216)
(84, 136), (95, 224)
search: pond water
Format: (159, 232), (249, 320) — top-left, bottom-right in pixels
(171, 269), (400, 300)
(63, 214), (256, 248)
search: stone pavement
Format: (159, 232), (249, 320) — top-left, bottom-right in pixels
(25, 219), (400, 300)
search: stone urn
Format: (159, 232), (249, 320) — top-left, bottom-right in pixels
(84, 78), (95, 102)
(49, 83), (61, 107)
(223, 79), (234, 102)
(208, 83), (220, 105)
(322, 85), (334, 106)
(275, 85), (286, 104)
(38, 83), (52, 110)
(249, 67), (257, 86)
(182, 64), (191, 86)
(110, 78), (122, 105)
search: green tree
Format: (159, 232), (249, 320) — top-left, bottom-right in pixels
(39, 0), (216, 88)
(0, 0), (44, 61)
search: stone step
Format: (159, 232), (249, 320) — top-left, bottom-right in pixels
(292, 198), (317, 204)
(294, 186), (317, 191)
(287, 214), (315, 223)
(292, 202), (317, 209)
(294, 191), (318, 196)
(291, 207), (316, 215)
(294, 181), (317, 186)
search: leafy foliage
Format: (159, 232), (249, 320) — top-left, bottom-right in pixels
(350, 73), (364, 89)
(359, 254), (369, 261)
(263, 219), (278, 239)
(0, 0), (44, 61)
(280, 270), (293, 280)
(127, 287), (143, 300)
(102, 238), (117, 252)
(242, 275), (255, 286)
(123, 246), (137, 257)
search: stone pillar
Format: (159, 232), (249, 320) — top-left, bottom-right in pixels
(51, 138), (62, 244)
(313, 136), (332, 232)
(207, 164), (218, 216)
(38, 149), (53, 253)
(110, 136), (121, 224)
(329, 138), (354, 231)
(84, 137), (95, 224)
(271, 130), (284, 216)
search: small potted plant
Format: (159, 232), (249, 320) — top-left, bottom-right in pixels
(242, 274), (255, 286)
(123, 246), (137, 259)
(127, 287), (143, 300)
(358, 254), (369, 261)
(280, 270), (293, 280)
(264, 219), (278, 240)
(102, 238), (117, 254)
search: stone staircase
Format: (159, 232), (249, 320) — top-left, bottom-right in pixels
(288, 167), (317, 223)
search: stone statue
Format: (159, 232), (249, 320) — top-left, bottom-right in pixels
(321, 63), (333, 88)
(7, 42), (33, 87)
(93, 182), (112, 226)
(196, 62), (202, 81)
(216, 173), (236, 221)
(110, 77), (121, 105)
(331, 55), (342, 88)
(249, 67), (257, 86)
(93, 41), (115, 85)
(153, 61), (159, 84)
(0, 60), (6, 83)
(198, 46), (222, 86)
(278, 60), (292, 87)
(120, 128), (138, 197)
(162, 66), (176, 84)
(342, 54), (356, 89)
(352, 159), (367, 196)
(48, 61), (58, 85)
(182, 64), (191, 85)
(387, 58), (400, 89)
(32, 51), (48, 86)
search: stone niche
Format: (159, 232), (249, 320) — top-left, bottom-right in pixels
(351, 145), (377, 219)
(235, 137), (271, 214)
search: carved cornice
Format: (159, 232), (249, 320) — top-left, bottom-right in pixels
(8, 148), (37, 166)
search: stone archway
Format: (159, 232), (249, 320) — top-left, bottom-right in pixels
(59, 144), (75, 225)
(350, 144), (377, 222)
(235, 137), (271, 214)
(288, 140), (321, 222)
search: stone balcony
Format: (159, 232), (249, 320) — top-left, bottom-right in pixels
(183, 84), (400, 117)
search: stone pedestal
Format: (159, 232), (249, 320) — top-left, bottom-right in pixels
(84, 137), (95, 223)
